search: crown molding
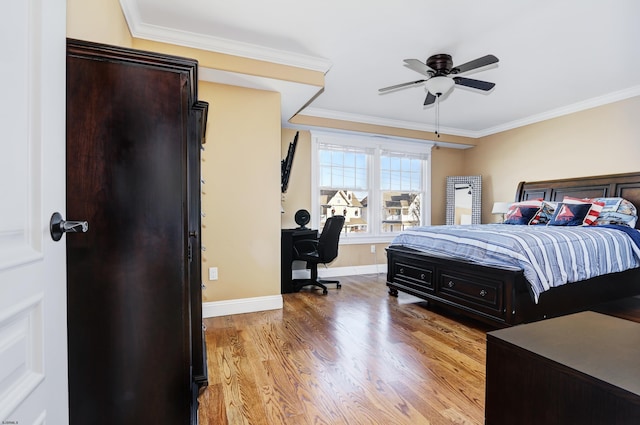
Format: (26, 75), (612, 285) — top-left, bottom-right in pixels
(476, 85), (640, 137)
(285, 123), (474, 150)
(119, 0), (332, 73)
(303, 85), (640, 139)
(299, 107), (479, 138)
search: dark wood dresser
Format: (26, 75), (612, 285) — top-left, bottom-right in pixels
(66, 39), (208, 424)
(485, 311), (640, 425)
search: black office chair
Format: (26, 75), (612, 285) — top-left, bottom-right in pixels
(292, 215), (345, 295)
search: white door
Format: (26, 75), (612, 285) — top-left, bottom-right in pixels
(0, 0), (69, 423)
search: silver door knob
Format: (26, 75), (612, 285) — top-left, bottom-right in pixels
(50, 212), (88, 241)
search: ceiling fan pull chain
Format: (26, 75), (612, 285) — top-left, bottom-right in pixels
(435, 95), (440, 138)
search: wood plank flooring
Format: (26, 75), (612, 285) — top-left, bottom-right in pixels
(198, 273), (493, 425)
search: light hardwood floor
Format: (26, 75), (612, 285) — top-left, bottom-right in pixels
(198, 273), (493, 425)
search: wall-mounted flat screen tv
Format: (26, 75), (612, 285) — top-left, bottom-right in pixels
(281, 131), (299, 193)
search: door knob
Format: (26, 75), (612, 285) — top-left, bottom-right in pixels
(50, 212), (88, 241)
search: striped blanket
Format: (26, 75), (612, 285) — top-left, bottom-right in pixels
(390, 224), (640, 302)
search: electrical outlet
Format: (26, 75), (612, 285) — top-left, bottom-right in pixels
(209, 267), (218, 280)
(370, 244), (376, 254)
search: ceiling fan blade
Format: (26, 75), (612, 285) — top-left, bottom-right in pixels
(379, 79), (427, 92)
(423, 92), (436, 106)
(403, 59), (434, 77)
(453, 76), (496, 91)
(452, 54), (499, 74)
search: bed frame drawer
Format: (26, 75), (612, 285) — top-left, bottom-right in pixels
(439, 271), (503, 312)
(386, 246), (525, 326)
(393, 262), (434, 292)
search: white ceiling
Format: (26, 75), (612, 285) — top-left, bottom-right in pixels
(120, 0), (640, 138)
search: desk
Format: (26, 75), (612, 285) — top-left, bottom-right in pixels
(281, 228), (317, 293)
(485, 311), (640, 425)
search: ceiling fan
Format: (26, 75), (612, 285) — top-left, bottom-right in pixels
(379, 53), (499, 106)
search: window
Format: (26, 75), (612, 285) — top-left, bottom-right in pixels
(380, 151), (423, 233)
(312, 131), (432, 243)
(318, 144), (370, 234)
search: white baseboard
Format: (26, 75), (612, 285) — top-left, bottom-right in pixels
(202, 264), (387, 318)
(202, 295), (283, 318)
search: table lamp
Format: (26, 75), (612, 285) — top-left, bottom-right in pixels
(492, 202), (511, 223)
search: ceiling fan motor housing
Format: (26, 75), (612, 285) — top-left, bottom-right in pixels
(426, 54), (454, 75)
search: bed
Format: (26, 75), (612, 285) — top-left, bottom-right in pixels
(386, 172), (640, 327)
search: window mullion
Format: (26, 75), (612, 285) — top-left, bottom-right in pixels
(310, 135), (320, 230)
(371, 146), (380, 237)
(423, 156), (431, 226)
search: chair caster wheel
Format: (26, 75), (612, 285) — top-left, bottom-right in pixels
(337, 283), (341, 289)
(322, 289), (328, 295)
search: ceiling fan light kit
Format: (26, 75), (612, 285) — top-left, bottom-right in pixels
(425, 76), (454, 96)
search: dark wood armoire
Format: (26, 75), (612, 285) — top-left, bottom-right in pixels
(65, 38), (208, 424)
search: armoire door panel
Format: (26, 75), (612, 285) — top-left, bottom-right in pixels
(66, 39), (207, 425)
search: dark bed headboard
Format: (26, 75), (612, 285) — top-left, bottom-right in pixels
(515, 172), (640, 229)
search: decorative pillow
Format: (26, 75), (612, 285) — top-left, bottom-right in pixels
(548, 202), (593, 226)
(598, 197), (623, 212)
(593, 197), (638, 228)
(504, 206), (540, 225)
(562, 196), (605, 225)
(531, 201), (557, 225)
(503, 200), (543, 225)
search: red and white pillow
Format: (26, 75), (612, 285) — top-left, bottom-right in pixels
(562, 196), (605, 225)
(505, 199), (546, 225)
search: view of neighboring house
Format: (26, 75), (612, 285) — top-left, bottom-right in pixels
(381, 192), (421, 232)
(320, 189), (421, 232)
(321, 190), (367, 231)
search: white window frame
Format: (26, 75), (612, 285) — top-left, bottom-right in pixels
(311, 130), (433, 244)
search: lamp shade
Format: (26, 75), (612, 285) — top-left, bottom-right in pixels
(425, 76), (454, 96)
(492, 202), (511, 214)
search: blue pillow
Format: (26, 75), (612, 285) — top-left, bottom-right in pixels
(504, 206), (540, 225)
(548, 203), (592, 226)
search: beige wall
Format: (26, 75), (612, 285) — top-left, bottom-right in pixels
(431, 146), (467, 225)
(67, 0), (132, 46)
(465, 96), (640, 223)
(200, 83), (282, 301)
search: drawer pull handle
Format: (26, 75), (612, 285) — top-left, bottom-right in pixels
(448, 281), (455, 288)
(399, 267), (405, 274)
(480, 289), (487, 297)
(420, 273), (426, 280)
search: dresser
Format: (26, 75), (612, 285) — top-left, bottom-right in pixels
(66, 39), (208, 424)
